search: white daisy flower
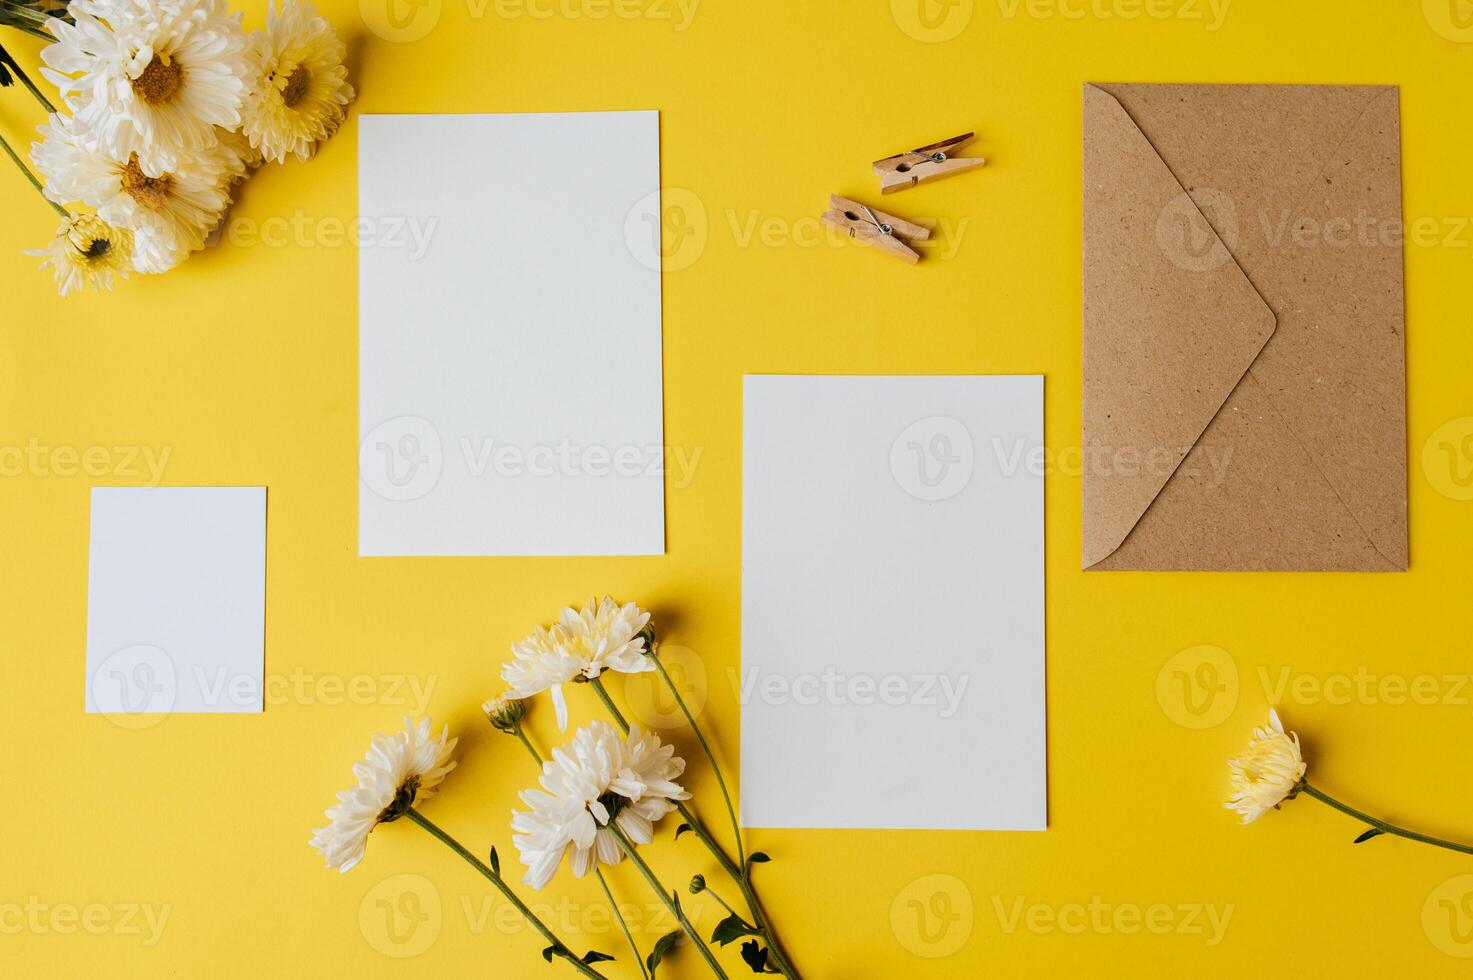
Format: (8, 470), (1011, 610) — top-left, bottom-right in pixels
(512, 721), (688, 890)
(310, 717), (458, 873)
(26, 213), (134, 296)
(32, 112), (245, 272)
(40, 0), (251, 176)
(240, 0), (354, 164)
(501, 597), (655, 731)
(1225, 709), (1307, 824)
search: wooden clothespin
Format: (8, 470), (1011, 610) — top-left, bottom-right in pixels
(821, 195), (930, 264)
(873, 132), (986, 194)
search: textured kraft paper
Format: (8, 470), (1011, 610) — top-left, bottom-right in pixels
(1082, 83), (1408, 571)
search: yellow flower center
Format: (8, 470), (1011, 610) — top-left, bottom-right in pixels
(131, 53), (183, 106)
(120, 155), (172, 212)
(280, 65), (312, 109)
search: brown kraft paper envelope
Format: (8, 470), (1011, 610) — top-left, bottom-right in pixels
(1082, 83), (1407, 571)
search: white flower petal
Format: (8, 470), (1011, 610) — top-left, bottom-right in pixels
(1224, 710), (1306, 824)
(309, 716), (458, 872)
(510, 719), (685, 890)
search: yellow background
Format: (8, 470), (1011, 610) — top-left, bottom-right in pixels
(3, 0), (1473, 975)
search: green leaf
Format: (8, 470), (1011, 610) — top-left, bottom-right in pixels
(1353, 828), (1385, 844)
(740, 940), (780, 973)
(646, 929), (681, 976)
(746, 852), (771, 867)
(489, 846), (501, 876)
(0, 42), (23, 87)
(582, 950), (616, 964)
(675, 823), (692, 839)
(541, 945), (557, 963)
(710, 912), (761, 946)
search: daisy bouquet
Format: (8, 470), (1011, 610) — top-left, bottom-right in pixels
(0, 0), (353, 295)
(312, 599), (805, 979)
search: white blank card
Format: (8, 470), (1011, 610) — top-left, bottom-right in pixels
(741, 376), (1046, 830)
(358, 111), (665, 556)
(86, 487), (266, 715)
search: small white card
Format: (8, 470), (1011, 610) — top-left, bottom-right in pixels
(85, 487), (267, 715)
(741, 376), (1046, 830)
(358, 111), (665, 556)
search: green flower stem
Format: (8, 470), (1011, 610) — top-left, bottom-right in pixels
(649, 646), (745, 867)
(404, 810), (609, 979)
(0, 1), (58, 41)
(1, 21), (52, 41)
(606, 821), (729, 980)
(728, 863), (798, 978)
(589, 676), (802, 979)
(698, 883), (749, 927)
(595, 868), (649, 980)
(588, 679), (733, 879)
(509, 723), (647, 977)
(1, 46), (55, 113)
(15, 63), (54, 113)
(589, 675), (631, 731)
(0, 128), (66, 217)
(514, 726), (544, 766)
(1299, 781), (1473, 855)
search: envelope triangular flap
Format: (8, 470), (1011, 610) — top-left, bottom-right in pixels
(1098, 83), (1407, 569)
(1081, 84), (1276, 569)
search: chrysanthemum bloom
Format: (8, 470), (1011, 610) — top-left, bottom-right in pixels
(310, 717), (458, 873)
(41, 0), (252, 176)
(26, 214), (134, 296)
(501, 597), (655, 730)
(512, 720), (688, 890)
(32, 113), (247, 272)
(483, 694), (527, 734)
(214, 125), (262, 172)
(1225, 708), (1307, 824)
(240, 0), (354, 164)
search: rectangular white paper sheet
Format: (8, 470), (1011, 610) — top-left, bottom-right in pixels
(358, 111), (665, 556)
(741, 376), (1046, 830)
(86, 487), (267, 715)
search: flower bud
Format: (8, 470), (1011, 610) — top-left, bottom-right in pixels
(637, 622), (657, 655)
(688, 874), (706, 894)
(482, 695), (527, 733)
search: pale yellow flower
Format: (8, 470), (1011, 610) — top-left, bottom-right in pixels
(501, 597), (655, 731)
(26, 213), (134, 296)
(240, 0), (354, 163)
(1225, 709), (1306, 824)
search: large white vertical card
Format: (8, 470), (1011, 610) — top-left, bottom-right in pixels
(358, 111), (665, 556)
(741, 376), (1046, 830)
(86, 487), (267, 715)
